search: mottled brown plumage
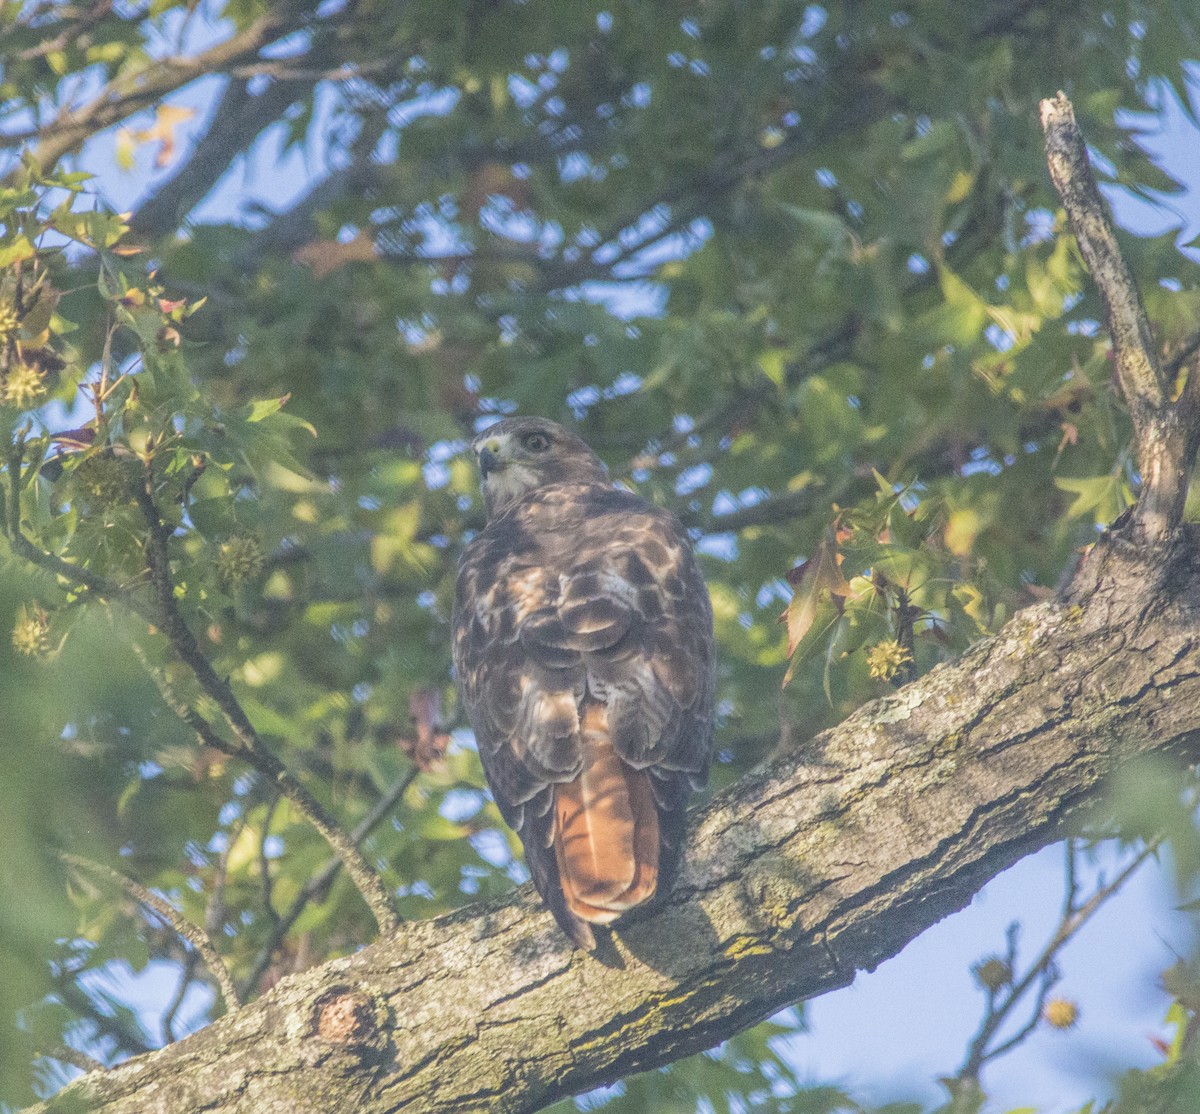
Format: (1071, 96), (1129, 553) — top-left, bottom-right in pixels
(452, 417), (714, 948)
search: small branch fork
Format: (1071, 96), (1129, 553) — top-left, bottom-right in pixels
(953, 838), (1160, 1089)
(240, 765), (420, 999)
(1041, 93), (1200, 546)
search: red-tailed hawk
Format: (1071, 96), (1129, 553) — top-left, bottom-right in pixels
(452, 417), (715, 948)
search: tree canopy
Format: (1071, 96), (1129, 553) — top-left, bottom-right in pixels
(3, 2), (1200, 1111)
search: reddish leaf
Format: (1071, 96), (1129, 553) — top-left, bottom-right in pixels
(400, 689), (449, 771)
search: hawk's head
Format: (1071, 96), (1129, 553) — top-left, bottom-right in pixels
(471, 417), (608, 519)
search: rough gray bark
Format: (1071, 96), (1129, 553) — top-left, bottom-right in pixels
(34, 531), (1200, 1113)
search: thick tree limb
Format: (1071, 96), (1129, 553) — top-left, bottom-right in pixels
(32, 530), (1200, 1114)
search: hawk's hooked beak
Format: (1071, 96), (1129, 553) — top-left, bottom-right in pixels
(478, 441), (504, 477)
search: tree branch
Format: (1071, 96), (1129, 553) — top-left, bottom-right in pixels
(128, 2), (364, 241)
(40, 1045), (107, 1077)
(240, 765), (421, 1000)
(955, 837), (1158, 1086)
(10, 2), (115, 63)
(5, 437), (401, 939)
(131, 479), (400, 936)
(1041, 92), (1200, 544)
(19, 9), (304, 173)
(128, 75), (311, 241)
(61, 854), (242, 1014)
(5, 439), (127, 600)
(31, 530), (1200, 1113)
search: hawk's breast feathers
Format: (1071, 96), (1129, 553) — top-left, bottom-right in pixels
(452, 420), (714, 948)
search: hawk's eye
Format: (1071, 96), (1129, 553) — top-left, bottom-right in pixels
(522, 432), (551, 453)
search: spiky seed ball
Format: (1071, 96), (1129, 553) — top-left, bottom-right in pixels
(1043, 998), (1079, 1030)
(75, 454), (134, 506)
(866, 638), (912, 681)
(0, 302), (19, 342)
(3, 361), (46, 408)
(217, 535), (266, 584)
(12, 603), (50, 658)
(972, 956), (1013, 992)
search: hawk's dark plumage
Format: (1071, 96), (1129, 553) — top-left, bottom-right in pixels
(452, 417), (715, 948)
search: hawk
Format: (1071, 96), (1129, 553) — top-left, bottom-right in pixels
(452, 417), (714, 949)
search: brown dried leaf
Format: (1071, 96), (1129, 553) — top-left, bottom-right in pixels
(293, 231), (379, 278)
(399, 689), (449, 771)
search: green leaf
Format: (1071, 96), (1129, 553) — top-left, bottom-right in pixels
(245, 394), (292, 422)
(1053, 474), (1129, 523)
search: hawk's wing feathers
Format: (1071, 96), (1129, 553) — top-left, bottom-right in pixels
(453, 480), (714, 948)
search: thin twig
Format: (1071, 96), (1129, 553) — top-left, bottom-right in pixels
(51, 976), (152, 1060)
(241, 764), (419, 998)
(61, 853), (242, 1012)
(982, 962), (1058, 1064)
(259, 795), (283, 928)
(161, 952), (198, 1046)
(207, 816), (241, 945)
(957, 838), (1159, 1082)
(1062, 836), (1078, 915)
(42, 1044), (107, 1076)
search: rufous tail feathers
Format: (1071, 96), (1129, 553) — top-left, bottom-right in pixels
(553, 701), (659, 936)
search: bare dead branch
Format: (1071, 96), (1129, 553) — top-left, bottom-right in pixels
(1041, 94), (1165, 411)
(1040, 92), (1200, 544)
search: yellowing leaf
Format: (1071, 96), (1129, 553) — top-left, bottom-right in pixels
(757, 347), (791, 388)
(944, 508), (981, 556)
(246, 393), (292, 422)
(953, 583), (991, 631)
(133, 103), (197, 168)
(489, 74), (509, 112)
(945, 169), (975, 204)
(115, 128), (137, 171)
(1172, 365), (1189, 403)
(781, 530), (849, 686)
(0, 234), (35, 268)
(225, 823), (263, 875)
